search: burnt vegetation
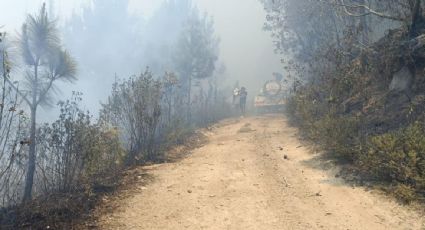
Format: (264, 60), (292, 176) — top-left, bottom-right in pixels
(2, 0), (425, 228)
(261, 0), (425, 202)
(0, 1), (231, 229)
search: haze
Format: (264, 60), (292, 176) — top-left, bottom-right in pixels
(0, 0), (281, 119)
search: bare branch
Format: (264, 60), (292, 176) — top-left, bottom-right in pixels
(4, 77), (32, 107)
(328, 0), (405, 21)
(36, 76), (54, 106)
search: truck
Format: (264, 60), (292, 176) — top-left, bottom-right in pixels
(254, 73), (287, 112)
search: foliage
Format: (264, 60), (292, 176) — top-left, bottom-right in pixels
(174, 8), (220, 117)
(142, 0), (194, 73)
(20, 4), (77, 104)
(101, 70), (163, 164)
(13, 3), (78, 201)
(101, 67), (232, 165)
(261, 0), (425, 201)
(287, 87), (362, 161)
(62, 0), (196, 110)
(174, 9), (219, 82)
(36, 92), (125, 194)
(0, 3), (230, 228)
(359, 122), (425, 201)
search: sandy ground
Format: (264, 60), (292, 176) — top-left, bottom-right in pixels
(97, 115), (425, 230)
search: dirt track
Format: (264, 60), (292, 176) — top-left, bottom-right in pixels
(97, 115), (424, 230)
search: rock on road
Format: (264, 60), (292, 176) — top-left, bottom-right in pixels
(97, 115), (424, 230)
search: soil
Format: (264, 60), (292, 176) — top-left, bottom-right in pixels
(94, 115), (425, 230)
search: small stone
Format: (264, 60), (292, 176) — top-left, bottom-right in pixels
(187, 190), (192, 193)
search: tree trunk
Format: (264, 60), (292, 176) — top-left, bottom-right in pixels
(358, 0), (369, 44)
(23, 63), (38, 202)
(358, 0), (369, 72)
(168, 88), (173, 125)
(410, 0), (422, 37)
(187, 76), (192, 121)
(23, 106), (37, 202)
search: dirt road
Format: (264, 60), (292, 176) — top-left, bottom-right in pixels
(97, 115), (424, 230)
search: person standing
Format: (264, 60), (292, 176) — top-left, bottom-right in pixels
(233, 87), (240, 106)
(239, 87), (248, 116)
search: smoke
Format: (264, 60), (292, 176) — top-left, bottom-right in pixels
(2, 0), (282, 120)
(196, 0), (282, 99)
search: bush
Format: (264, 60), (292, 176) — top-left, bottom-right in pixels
(359, 122), (425, 198)
(392, 184), (417, 203)
(287, 86), (362, 162)
(288, 82), (425, 201)
(314, 115), (362, 161)
(101, 70), (233, 165)
(100, 70), (163, 164)
(36, 93), (125, 195)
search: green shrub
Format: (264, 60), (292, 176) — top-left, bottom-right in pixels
(287, 86), (362, 161)
(314, 115), (362, 161)
(392, 184), (417, 203)
(359, 122), (425, 197)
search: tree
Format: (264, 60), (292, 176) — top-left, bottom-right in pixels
(261, 0), (425, 86)
(142, 0), (193, 73)
(100, 70), (162, 164)
(173, 9), (219, 119)
(62, 0), (141, 108)
(260, 0), (425, 200)
(9, 4), (77, 201)
(0, 31), (28, 207)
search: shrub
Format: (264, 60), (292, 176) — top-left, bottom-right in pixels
(392, 184), (417, 203)
(36, 92), (125, 195)
(359, 122), (425, 196)
(100, 70), (163, 164)
(287, 86), (362, 162)
(101, 70), (233, 165)
(314, 115), (362, 161)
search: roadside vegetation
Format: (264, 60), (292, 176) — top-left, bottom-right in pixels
(261, 0), (425, 203)
(0, 1), (231, 229)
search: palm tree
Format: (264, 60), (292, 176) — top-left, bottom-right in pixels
(6, 3), (77, 201)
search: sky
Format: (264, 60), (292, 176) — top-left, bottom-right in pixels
(0, 0), (282, 117)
